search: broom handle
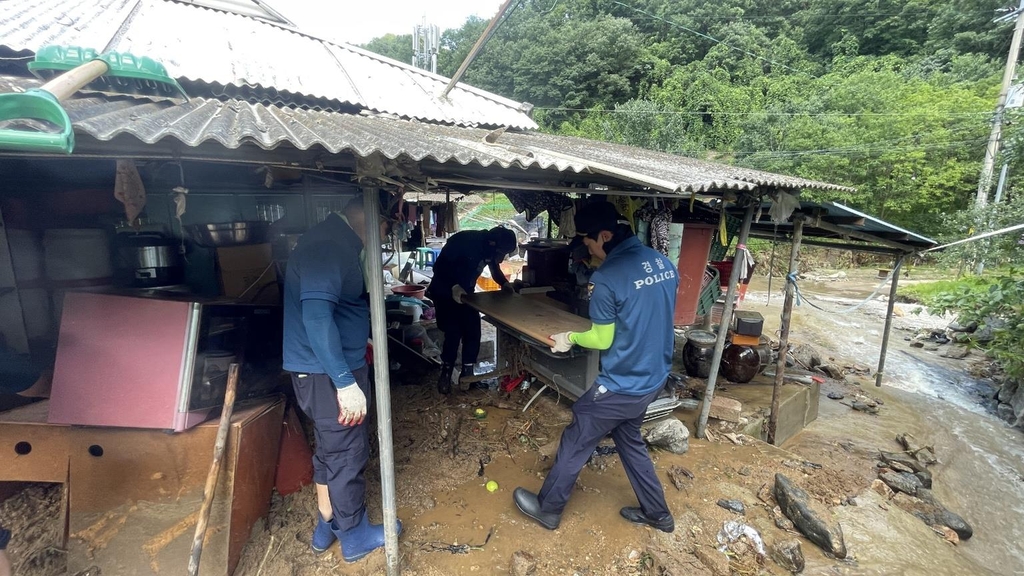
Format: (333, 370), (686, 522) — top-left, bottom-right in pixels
(187, 363), (240, 576)
(41, 60), (110, 101)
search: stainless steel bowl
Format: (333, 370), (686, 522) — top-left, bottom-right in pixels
(190, 221), (270, 247)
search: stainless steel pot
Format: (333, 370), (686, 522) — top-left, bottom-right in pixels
(190, 221), (270, 247)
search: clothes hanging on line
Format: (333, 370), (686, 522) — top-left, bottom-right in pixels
(505, 191), (572, 222)
(634, 202), (672, 257)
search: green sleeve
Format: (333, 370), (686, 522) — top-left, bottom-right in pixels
(569, 322), (615, 350)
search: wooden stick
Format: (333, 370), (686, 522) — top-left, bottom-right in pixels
(187, 363), (239, 576)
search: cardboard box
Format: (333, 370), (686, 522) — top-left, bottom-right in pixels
(216, 243), (279, 303)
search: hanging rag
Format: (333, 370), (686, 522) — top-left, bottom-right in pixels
(114, 159), (147, 224)
(768, 191), (801, 224)
(558, 203), (577, 238)
(442, 202), (459, 235)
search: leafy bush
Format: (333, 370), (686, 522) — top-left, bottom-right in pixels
(928, 271), (1024, 382)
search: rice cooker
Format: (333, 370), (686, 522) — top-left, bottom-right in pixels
(113, 233), (184, 287)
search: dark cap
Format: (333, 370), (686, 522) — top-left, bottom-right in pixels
(489, 226), (518, 254)
(574, 201), (629, 237)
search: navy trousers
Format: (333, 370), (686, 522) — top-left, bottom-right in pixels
(291, 366), (371, 531)
(434, 296), (481, 366)
(538, 384), (670, 519)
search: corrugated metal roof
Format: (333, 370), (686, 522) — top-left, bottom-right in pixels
(734, 200), (937, 251)
(0, 75), (852, 195)
(0, 0), (537, 129)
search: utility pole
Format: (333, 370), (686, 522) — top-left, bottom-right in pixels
(976, 1), (1024, 207)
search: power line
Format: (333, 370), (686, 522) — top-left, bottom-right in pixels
(623, 10), (994, 22)
(738, 138), (988, 159)
(609, 0), (813, 77)
(533, 107), (993, 118)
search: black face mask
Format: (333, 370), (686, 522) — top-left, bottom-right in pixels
(600, 224), (636, 255)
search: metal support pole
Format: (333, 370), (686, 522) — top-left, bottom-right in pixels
(875, 256), (904, 388)
(696, 201), (756, 439)
(440, 0), (516, 99)
(362, 187), (400, 575)
(768, 219), (803, 445)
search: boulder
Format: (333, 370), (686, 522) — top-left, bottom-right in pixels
(790, 344), (823, 370)
(510, 551), (537, 576)
(997, 379), (1019, 404)
(773, 474), (847, 558)
(642, 418), (690, 454)
(879, 471), (923, 496)
(892, 489), (973, 541)
(948, 320), (978, 333)
(940, 346), (970, 360)
(997, 403), (1017, 427)
(817, 364), (845, 379)
(1010, 383), (1024, 428)
(914, 469), (933, 489)
(770, 539), (805, 574)
(973, 318), (1005, 343)
(879, 451), (927, 474)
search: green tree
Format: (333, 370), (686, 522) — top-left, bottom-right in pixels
(361, 33), (413, 66)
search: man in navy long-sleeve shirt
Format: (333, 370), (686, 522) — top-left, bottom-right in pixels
(425, 226), (517, 393)
(282, 198), (399, 563)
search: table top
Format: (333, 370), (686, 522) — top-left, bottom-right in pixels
(464, 291), (591, 345)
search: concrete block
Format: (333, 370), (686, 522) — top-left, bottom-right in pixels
(707, 396), (742, 423)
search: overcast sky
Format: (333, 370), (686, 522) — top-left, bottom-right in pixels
(281, 0), (506, 45)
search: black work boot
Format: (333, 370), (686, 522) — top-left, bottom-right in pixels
(458, 363), (475, 391)
(620, 507), (675, 533)
(437, 363), (454, 395)
(513, 488), (561, 530)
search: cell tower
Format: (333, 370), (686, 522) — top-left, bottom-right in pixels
(412, 17), (439, 74)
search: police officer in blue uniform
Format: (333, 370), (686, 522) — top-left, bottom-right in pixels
(282, 198), (400, 562)
(425, 226), (518, 393)
(513, 201), (678, 533)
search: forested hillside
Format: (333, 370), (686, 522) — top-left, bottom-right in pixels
(363, 0), (1022, 237)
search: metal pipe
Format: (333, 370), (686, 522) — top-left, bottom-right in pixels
(440, 0), (517, 99)
(362, 186), (400, 575)
(875, 256), (903, 388)
(768, 218), (803, 445)
(696, 201), (756, 439)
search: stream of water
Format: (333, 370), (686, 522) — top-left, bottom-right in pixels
(747, 277), (1024, 575)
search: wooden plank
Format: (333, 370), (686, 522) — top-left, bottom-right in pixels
(464, 291), (591, 345)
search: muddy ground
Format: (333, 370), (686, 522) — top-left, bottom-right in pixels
(4, 374), (924, 576)
(1, 270), (1002, 576)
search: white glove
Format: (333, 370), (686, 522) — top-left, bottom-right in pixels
(550, 332), (574, 353)
(452, 285), (468, 303)
(336, 384), (367, 426)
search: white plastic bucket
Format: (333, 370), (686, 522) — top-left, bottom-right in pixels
(43, 229), (113, 281)
(7, 229), (44, 282)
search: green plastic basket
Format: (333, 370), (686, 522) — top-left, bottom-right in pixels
(708, 213), (742, 261)
(696, 265), (722, 317)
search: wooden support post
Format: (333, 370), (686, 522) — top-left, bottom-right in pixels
(363, 187), (400, 575)
(696, 201), (756, 439)
(768, 219), (803, 445)
(188, 363), (239, 576)
(875, 256), (904, 387)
